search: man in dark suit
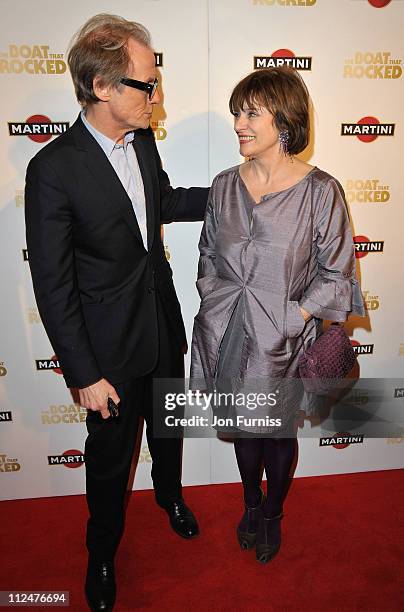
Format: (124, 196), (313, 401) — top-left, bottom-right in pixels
(25, 14), (208, 612)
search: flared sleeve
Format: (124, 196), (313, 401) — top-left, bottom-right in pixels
(195, 178), (219, 300)
(299, 178), (366, 321)
(190, 179), (220, 386)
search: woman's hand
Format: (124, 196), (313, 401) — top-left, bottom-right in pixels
(300, 306), (312, 322)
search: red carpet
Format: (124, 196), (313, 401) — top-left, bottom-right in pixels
(1, 470), (403, 611)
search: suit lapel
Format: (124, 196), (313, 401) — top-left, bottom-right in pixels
(71, 116), (145, 247)
(132, 135), (155, 250)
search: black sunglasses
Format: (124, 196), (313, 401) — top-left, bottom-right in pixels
(120, 77), (158, 100)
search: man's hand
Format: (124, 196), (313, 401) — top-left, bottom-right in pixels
(79, 378), (120, 420)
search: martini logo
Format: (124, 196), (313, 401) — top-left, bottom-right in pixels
(154, 52), (163, 67)
(341, 117), (394, 142)
(345, 179), (390, 204)
(15, 189), (24, 208)
(252, 0), (317, 6)
(320, 432), (364, 449)
(351, 340), (374, 355)
(0, 44), (66, 75)
(367, 0), (391, 7)
(48, 449), (84, 468)
(354, 236), (384, 258)
(42, 404), (87, 425)
(394, 388), (404, 398)
(22, 249), (28, 261)
(363, 291), (380, 311)
(0, 454), (21, 472)
(254, 49), (311, 70)
(28, 308), (41, 325)
(0, 412), (12, 422)
(35, 356), (63, 375)
(0, 362), (7, 377)
(344, 51), (401, 79)
(8, 115), (69, 143)
(151, 120), (167, 141)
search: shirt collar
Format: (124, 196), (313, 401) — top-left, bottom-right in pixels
(80, 110), (135, 157)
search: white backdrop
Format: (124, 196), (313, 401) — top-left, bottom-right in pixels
(0, 0), (403, 501)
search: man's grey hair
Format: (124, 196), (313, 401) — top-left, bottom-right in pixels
(68, 13), (152, 106)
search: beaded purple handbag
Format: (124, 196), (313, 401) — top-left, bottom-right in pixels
(297, 192), (357, 394)
(298, 323), (357, 394)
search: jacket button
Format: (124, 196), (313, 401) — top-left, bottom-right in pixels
(148, 286), (155, 293)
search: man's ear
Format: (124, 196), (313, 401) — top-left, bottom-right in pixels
(93, 76), (114, 102)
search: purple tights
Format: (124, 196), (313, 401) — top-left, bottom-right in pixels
(234, 437), (297, 518)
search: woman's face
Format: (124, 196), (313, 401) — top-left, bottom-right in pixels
(233, 104), (279, 159)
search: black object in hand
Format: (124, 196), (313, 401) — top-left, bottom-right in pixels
(107, 397), (119, 419)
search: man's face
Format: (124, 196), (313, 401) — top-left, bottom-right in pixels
(107, 37), (160, 132)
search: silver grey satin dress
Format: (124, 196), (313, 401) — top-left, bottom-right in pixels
(190, 165), (365, 434)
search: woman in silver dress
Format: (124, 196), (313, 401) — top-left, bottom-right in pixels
(190, 67), (365, 563)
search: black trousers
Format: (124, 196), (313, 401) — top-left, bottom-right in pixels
(84, 298), (184, 561)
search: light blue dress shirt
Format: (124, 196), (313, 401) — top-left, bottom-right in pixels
(80, 111), (148, 249)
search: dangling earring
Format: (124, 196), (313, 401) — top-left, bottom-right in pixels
(278, 130), (290, 156)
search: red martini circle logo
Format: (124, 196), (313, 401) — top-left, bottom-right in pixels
(27, 114), (51, 143)
(35, 355), (63, 374)
(50, 355), (63, 375)
(8, 116), (69, 142)
(341, 117), (394, 141)
(368, 0), (391, 7)
(332, 432), (352, 450)
(357, 116), (379, 142)
(319, 432), (364, 449)
(48, 450), (85, 468)
(62, 449), (84, 468)
(354, 235), (370, 258)
(272, 48), (294, 58)
(353, 235), (384, 258)
(254, 49), (311, 70)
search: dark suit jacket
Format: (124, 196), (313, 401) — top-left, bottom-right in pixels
(25, 116), (208, 388)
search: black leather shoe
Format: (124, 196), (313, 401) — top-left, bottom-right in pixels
(85, 558), (116, 611)
(163, 499), (199, 539)
(237, 489), (266, 550)
(255, 512), (284, 564)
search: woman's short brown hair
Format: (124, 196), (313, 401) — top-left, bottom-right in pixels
(229, 67), (310, 155)
(68, 13), (151, 107)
